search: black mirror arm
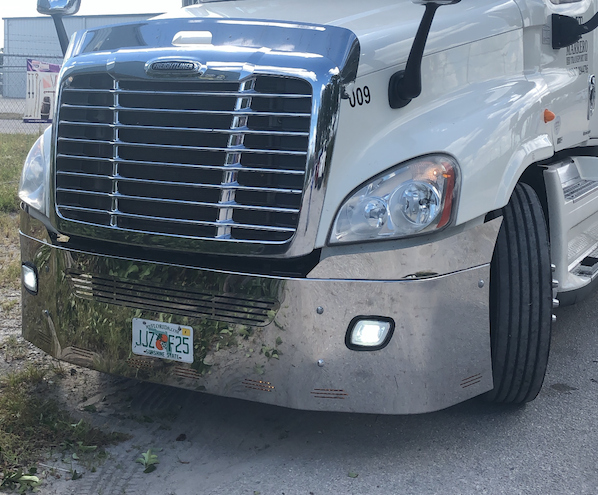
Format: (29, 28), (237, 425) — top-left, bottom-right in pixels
(388, 0), (461, 109)
(388, 3), (439, 109)
(51, 14), (70, 56)
(553, 11), (598, 50)
(581, 12), (598, 34)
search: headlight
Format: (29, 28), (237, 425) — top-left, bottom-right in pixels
(330, 155), (458, 244)
(18, 126), (52, 216)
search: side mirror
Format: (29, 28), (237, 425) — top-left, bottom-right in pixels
(37, 0), (81, 16)
(37, 0), (81, 56)
(553, 12), (598, 49)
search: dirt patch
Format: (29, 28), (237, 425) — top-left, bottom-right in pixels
(0, 240), (136, 494)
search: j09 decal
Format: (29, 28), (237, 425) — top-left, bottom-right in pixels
(348, 86), (371, 107)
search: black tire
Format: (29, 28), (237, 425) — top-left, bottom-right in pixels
(484, 183), (552, 404)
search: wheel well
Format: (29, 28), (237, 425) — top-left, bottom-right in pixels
(484, 165), (550, 235)
(519, 165), (550, 234)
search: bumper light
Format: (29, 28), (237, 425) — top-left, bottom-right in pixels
(22, 263), (38, 295)
(346, 317), (394, 351)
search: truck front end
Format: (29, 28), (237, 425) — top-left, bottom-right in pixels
(19, 1), (523, 414)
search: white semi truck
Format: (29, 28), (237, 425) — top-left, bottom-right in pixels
(18, 0), (598, 413)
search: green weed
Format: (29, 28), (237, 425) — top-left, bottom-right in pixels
(0, 366), (128, 474)
(0, 468), (42, 493)
(136, 449), (159, 474)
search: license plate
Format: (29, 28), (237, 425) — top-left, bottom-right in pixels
(132, 318), (193, 364)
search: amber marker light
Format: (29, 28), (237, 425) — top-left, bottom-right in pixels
(544, 109), (556, 123)
(437, 161), (456, 229)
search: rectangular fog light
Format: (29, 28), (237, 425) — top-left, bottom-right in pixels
(346, 317), (394, 351)
(22, 263), (38, 294)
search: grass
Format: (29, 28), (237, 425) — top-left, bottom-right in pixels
(0, 336), (28, 361)
(0, 258), (20, 290)
(0, 214), (19, 243)
(0, 132), (31, 288)
(0, 133), (131, 485)
(0, 365), (129, 474)
(0, 219), (20, 288)
(0, 300), (18, 313)
(0, 133), (37, 213)
(0, 114), (22, 121)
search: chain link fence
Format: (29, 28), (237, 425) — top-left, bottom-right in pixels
(1, 53), (55, 135)
(1, 12), (156, 135)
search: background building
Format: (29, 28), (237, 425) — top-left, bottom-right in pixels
(1, 14), (159, 99)
(0, 1), (193, 132)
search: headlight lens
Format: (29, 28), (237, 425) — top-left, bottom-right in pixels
(18, 126), (52, 216)
(330, 155), (458, 244)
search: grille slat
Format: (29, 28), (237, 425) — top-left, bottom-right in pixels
(56, 188), (300, 214)
(60, 103), (311, 118)
(58, 121), (310, 137)
(60, 206), (296, 232)
(63, 87), (312, 99)
(57, 154), (306, 175)
(56, 74), (311, 243)
(58, 137), (308, 156)
(57, 171), (303, 194)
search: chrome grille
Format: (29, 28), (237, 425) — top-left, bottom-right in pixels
(55, 73), (312, 244)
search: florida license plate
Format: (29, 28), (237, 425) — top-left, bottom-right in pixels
(132, 318), (194, 364)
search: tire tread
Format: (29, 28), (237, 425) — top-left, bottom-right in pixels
(485, 183), (551, 404)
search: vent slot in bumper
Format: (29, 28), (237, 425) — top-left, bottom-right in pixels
(69, 272), (280, 326)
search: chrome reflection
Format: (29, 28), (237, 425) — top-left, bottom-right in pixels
(21, 223), (494, 414)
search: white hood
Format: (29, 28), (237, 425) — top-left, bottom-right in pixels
(159, 0), (523, 76)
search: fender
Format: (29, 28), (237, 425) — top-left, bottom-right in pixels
(316, 28), (556, 246)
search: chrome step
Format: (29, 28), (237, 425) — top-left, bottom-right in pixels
(544, 155), (598, 301)
(571, 251), (598, 278)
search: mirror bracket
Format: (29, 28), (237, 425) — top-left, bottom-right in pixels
(37, 0), (81, 56)
(388, 0), (461, 109)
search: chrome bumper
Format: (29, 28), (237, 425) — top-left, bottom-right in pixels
(20, 215), (500, 414)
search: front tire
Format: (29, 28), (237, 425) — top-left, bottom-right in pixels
(484, 183), (552, 404)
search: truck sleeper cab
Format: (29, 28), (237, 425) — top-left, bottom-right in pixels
(18, 0), (598, 414)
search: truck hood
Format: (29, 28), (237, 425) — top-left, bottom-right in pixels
(158, 0), (523, 77)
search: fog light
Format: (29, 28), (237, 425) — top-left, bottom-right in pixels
(22, 263), (38, 294)
(346, 317), (394, 351)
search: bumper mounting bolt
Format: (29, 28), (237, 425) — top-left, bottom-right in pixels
(316, 306), (324, 315)
(478, 280), (485, 288)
